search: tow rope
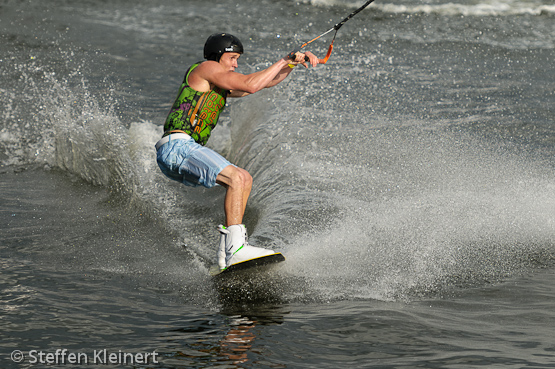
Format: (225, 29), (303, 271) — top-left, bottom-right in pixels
(288, 0), (377, 64)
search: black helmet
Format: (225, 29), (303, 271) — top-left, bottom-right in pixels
(204, 33), (244, 62)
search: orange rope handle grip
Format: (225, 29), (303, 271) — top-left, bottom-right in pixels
(318, 41), (334, 64)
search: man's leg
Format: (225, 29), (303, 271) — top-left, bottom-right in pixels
(215, 165), (273, 268)
(216, 165), (252, 227)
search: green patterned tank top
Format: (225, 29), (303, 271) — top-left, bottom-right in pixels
(163, 63), (227, 146)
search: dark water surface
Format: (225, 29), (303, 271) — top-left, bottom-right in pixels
(2, 0), (555, 367)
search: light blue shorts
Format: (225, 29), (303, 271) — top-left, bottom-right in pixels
(156, 136), (232, 188)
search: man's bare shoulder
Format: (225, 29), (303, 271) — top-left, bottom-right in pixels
(191, 60), (246, 93)
(193, 60), (227, 75)
(189, 61), (225, 91)
(194, 60), (216, 69)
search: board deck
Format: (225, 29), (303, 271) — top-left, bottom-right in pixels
(210, 252), (285, 276)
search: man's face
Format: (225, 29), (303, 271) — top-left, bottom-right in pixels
(219, 52), (241, 71)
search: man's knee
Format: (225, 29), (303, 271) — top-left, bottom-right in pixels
(241, 169), (253, 190)
(229, 167), (252, 190)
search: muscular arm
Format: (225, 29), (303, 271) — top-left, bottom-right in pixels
(192, 57), (289, 96)
(190, 51), (319, 98)
(228, 64), (293, 97)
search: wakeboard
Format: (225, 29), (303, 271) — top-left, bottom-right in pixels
(210, 252), (285, 276)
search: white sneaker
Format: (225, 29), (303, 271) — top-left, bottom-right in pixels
(216, 225), (227, 270)
(220, 224), (274, 269)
